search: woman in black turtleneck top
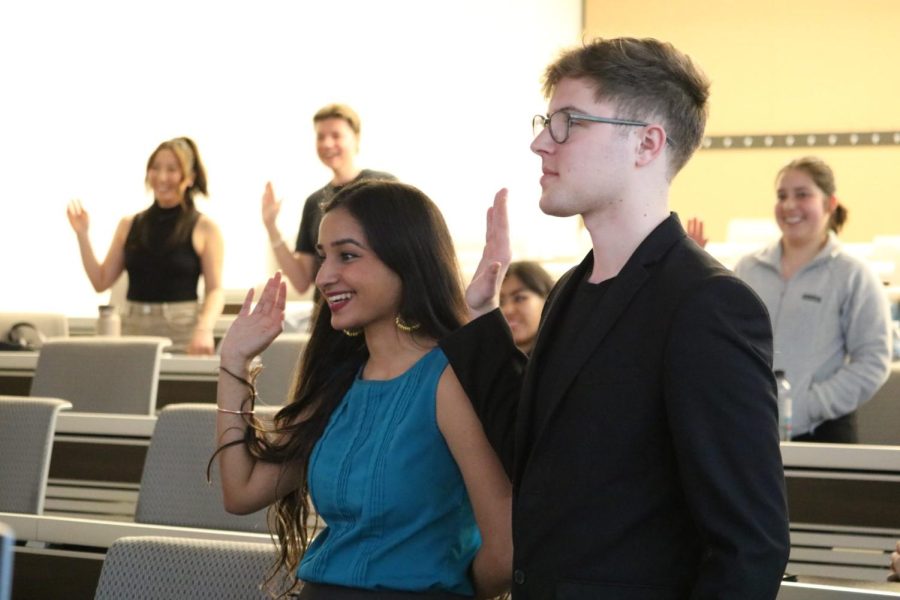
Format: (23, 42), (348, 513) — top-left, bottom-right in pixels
(66, 137), (224, 354)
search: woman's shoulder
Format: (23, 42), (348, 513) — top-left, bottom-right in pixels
(401, 346), (447, 380)
(828, 248), (885, 289)
(193, 211), (212, 225)
(115, 213), (137, 234)
(734, 244), (781, 279)
(194, 212), (220, 233)
(829, 246), (869, 269)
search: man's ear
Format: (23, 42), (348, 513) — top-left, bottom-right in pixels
(634, 124), (667, 167)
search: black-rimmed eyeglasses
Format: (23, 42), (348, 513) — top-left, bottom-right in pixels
(532, 110), (676, 147)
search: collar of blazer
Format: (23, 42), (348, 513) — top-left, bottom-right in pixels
(514, 213), (686, 470)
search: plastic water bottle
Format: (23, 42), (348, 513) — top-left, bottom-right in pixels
(97, 305), (121, 337)
(774, 370), (792, 441)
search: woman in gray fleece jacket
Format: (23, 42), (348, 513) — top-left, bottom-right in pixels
(732, 157), (891, 442)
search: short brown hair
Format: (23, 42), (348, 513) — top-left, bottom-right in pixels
(313, 103), (361, 136)
(543, 37), (710, 176)
(777, 156), (848, 234)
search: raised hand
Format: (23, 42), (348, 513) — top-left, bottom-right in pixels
(66, 199), (90, 235)
(465, 188), (511, 319)
(219, 272), (287, 368)
(261, 181), (282, 228)
(686, 217), (708, 249)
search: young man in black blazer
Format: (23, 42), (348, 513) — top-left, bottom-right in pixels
(442, 38), (790, 599)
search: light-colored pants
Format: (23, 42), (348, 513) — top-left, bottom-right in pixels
(123, 301), (199, 353)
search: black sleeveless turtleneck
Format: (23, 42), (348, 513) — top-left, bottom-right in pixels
(124, 202), (202, 302)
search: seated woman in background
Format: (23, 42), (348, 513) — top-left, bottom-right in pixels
(214, 180), (511, 599)
(66, 137), (224, 354)
(690, 156), (891, 443)
(499, 261), (554, 355)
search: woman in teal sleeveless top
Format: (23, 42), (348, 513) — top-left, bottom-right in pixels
(214, 181), (512, 599)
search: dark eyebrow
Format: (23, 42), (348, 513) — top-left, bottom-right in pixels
(316, 238), (368, 252)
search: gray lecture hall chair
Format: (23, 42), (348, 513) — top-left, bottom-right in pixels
(0, 396), (71, 513)
(134, 403), (274, 533)
(252, 333), (309, 406)
(29, 336), (169, 415)
(93, 535), (290, 600)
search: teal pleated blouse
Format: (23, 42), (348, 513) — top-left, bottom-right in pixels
(299, 347), (480, 596)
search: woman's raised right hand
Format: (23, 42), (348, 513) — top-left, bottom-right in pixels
(219, 272), (287, 368)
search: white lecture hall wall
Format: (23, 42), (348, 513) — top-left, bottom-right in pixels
(0, 0), (583, 314)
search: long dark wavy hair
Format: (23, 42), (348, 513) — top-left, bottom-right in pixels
(227, 179), (467, 593)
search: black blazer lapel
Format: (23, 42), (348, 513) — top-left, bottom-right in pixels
(512, 253), (587, 483)
(513, 215), (687, 478)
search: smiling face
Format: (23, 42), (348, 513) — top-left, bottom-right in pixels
(500, 274), (546, 353)
(146, 148), (191, 208)
(315, 117), (359, 175)
(775, 168), (836, 248)
(315, 207), (403, 334)
(530, 77), (637, 220)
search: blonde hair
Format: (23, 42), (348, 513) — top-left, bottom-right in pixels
(313, 103), (361, 136)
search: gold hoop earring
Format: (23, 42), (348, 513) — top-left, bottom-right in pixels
(395, 316), (421, 333)
(343, 328), (363, 337)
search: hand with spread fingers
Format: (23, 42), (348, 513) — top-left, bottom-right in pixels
(219, 272), (287, 368)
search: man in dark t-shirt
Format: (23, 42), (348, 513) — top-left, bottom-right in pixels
(262, 104), (396, 295)
(294, 169), (397, 257)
